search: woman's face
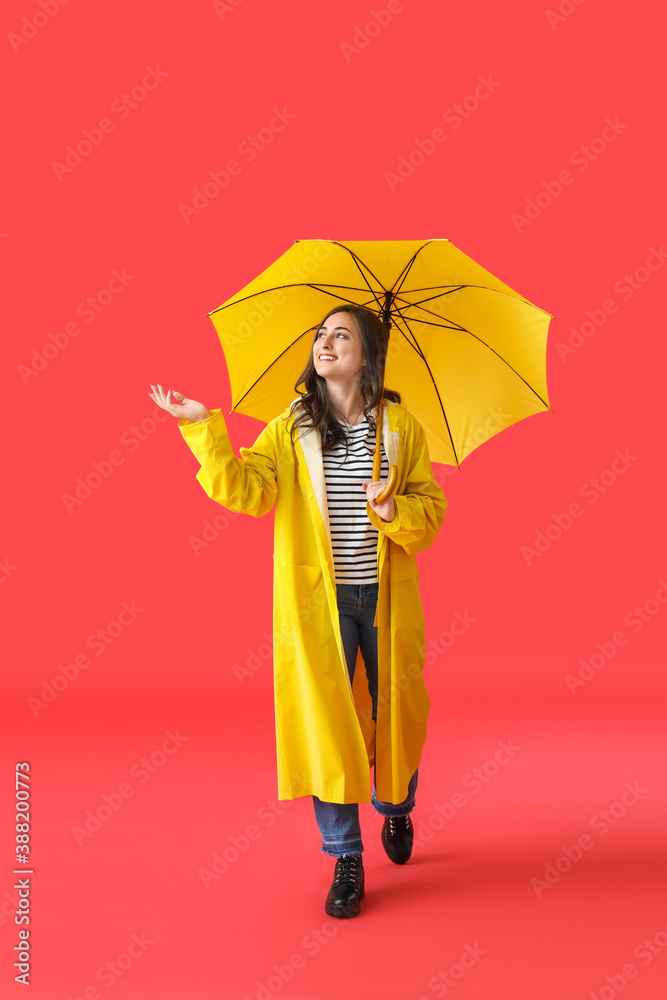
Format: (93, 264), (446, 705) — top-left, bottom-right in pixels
(312, 311), (365, 385)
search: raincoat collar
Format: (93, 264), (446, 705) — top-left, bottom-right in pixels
(288, 396), (384, 421)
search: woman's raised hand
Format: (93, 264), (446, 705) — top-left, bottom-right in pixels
(149, 384), (210, 423)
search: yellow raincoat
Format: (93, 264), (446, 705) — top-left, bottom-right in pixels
(179, 398), (447, 804)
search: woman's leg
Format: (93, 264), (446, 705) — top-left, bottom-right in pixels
(356, 582), (379, 723)
(311, 798), (364, 858)
(312, 584), (364, 857)
(372, 767), (419, 817)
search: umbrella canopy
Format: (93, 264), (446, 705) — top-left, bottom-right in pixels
(206, 238), (553, 467)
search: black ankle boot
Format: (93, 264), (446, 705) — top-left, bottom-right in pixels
(325, 853), (365, 918)
(381, 814), (414, 864)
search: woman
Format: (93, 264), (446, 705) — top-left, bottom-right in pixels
(148, 304), (447, 919)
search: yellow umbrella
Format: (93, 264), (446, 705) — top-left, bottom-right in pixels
(206, 238), (554, 493)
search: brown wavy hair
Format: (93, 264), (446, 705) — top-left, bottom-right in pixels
(288, 304), (401, 457)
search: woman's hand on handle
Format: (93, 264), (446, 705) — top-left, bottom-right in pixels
(148, 384), (210, 423)
(362, 481), (396, 523)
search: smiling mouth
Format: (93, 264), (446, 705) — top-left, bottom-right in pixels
(318, 354), (338, 361)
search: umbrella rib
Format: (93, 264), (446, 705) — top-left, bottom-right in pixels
(389, 310), (461, 468)
(327, 242), (390, 308)
(395, 314), (465, 331)
(391, 297), (466, 333)
(228, 295), (433, 413)
(389, 250), (422, 296)
(328, 240), (449, 312)
(389, 241), (438, 295)
(391, 301), (552, 412)
(227, 309), (425, 413)
(231, 327), (318, 411)
(209, 241), (553, 465)
(300, 284), (382, 310)
(307, 287), (431, 323)
(395, 283), (554, 317)
(330, 240), (439, 311)
(207, 283), (383, 317)
(228, 293), (421, 411)
(395, 289), (536, 336)
(395, 287), (468, 310)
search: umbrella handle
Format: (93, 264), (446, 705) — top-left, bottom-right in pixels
(372, 392), (397, 502)
(375, 465), (398, 503)
(372, 394), (384, 481)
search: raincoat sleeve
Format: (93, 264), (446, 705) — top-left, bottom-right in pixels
(178, 408), (279, 517)
(366, 415), (447, 555)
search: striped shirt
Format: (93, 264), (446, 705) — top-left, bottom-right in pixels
(323, 418), (389, 585)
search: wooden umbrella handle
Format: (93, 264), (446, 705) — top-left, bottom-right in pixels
(375, 465), (398, 503)
(372, 394), (384, 481)
(372, 394), (397, 502)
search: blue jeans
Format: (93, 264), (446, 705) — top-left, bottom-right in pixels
(312, 582), (419, 858)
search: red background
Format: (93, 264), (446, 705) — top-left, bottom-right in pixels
(2, 0), (666, 997)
